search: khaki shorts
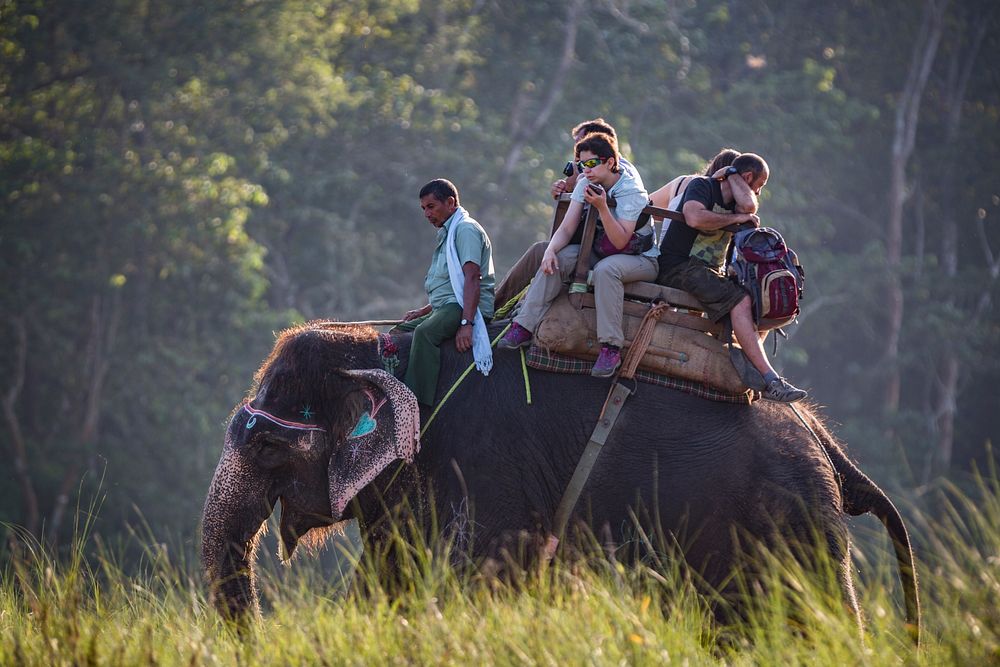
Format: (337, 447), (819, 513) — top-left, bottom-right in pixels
(663, 258), (748, 322)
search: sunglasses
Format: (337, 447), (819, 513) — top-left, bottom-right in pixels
(576, 156), (609, 171)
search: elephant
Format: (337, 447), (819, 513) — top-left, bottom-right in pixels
(201, 321), (920, 641)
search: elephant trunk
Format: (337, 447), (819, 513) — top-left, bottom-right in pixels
(201, 449), (274, 621)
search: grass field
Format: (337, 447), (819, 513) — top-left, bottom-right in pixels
(2, 470), (998, 666)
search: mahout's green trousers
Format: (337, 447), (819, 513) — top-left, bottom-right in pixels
(392, 303), (463, 407)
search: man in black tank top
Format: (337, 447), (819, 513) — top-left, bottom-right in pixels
(657, 154), (807, 403)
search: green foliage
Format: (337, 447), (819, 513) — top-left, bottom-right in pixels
(0, 0), (998, 548)
(0, 0), (284, 536)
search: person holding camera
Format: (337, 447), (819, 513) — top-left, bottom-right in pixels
(494, 118), (627, 310)
(498, 131), (655, 377)
(549, 118), (622, 200)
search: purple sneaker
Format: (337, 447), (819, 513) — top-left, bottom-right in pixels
(498, 321), (533, 350)
(590, 345), (621, 377)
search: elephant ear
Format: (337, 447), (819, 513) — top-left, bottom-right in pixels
(329, 369), (421, 518)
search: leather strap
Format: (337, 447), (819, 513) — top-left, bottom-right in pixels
(549, 301), (667, 546)
(551, 380), (634, 541)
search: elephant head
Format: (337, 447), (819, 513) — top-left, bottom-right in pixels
(201, 325), (419, 620)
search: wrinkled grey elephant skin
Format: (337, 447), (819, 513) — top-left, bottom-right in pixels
(201, 321), (919, 642)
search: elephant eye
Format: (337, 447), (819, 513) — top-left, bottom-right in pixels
(246, 430), (292, 468)
(258, 442), (289, 469)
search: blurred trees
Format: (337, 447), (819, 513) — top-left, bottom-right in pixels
(0, 0), (282, 538)
(1, 0), (998, 547)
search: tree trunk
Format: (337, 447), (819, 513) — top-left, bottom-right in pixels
(882, 0), (948, 422)
(2, 316), (40, 537)
(50, 291), (121, 540)
(925, 12), (989, 480)
(485, 0), (585, 233)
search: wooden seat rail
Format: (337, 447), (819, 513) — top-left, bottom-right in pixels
(549, 194), (703, 312)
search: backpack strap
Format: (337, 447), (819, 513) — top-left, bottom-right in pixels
(772, 327), (788, 356)
(727, 227), (754, 277)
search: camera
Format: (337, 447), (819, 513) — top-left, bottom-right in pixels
(562, 161), (576, 178)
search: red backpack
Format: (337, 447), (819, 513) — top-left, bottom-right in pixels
(729, 227), (804, 324)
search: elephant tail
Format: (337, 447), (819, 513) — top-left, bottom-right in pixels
(819, 433), (921, 645)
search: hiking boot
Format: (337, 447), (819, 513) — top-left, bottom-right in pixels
(498, 321), (533, 350)
(762, 377), (808, 403)
(590, 345), (621, 378)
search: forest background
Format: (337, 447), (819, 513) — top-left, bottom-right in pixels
(1, 0), (998, 559)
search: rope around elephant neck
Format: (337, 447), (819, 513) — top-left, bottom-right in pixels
(372, 324), (517, 498)
(520, 346), (532, 404)
(374, 324), (517, 504)
(495, 282), (533, 404)
(419, 323), (513, 438)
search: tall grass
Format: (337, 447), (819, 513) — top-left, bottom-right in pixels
(2, 470), (998, 666)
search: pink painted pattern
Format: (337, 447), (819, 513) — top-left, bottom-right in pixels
(243, 404), (324, 432)
(331, 369), (420, 517)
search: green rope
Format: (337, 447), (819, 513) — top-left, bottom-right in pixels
(420, 324), (512, 438)
(493, 283), (531, 320)
(520, 346), (532, 405)
(375, 324), (516, 501)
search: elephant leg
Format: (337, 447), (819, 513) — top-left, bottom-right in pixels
(483, 528), (550, 580)
(599, 521), (617, 563)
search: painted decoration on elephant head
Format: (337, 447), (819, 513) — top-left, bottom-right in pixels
(346, 388), (385, 439)
(328, 369), (420, 517)
(241, 403), (325, 433)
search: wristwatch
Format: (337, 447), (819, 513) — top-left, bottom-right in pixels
(460, 318), (471, 326)
(724, 166), (739, 178)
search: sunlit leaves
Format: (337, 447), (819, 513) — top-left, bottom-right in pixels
(1, 0), (997, 541)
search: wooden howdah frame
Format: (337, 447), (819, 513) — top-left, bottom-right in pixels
(549, 193), (792, 335)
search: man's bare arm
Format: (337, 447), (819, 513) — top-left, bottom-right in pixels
(682, 200), (758, 232)
(551, 170), (582, 199)
(461, 262), (481, 321)
(455, 262), (481, 352)
(727, 174), (758, 214)
(403, 303), (433, 321)
(709, 168), (758, 214)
